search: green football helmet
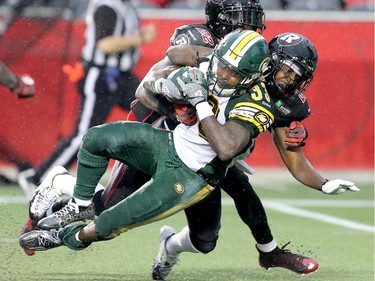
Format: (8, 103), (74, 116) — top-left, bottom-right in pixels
(206, 29), (269, 97)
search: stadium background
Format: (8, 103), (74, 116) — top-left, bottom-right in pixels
(0, 1), (373, 172)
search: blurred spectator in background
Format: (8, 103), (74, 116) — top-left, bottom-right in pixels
(17, 0), (156, 199)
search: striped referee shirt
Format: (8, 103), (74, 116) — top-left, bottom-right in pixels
(81, 0), (140, 72)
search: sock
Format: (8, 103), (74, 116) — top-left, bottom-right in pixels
(73, 197), (92, 207)
(59, 223), (91, 250)
(256, 239), (278, 253)
(166, 226), (200, 255)
(53, 174), (76, 196)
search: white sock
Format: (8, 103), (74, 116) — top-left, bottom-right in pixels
(53, 174), (76, 196)
(256, 240), (278, 253)
(166, 226), (200, 255)
(73, 197), (92, 206)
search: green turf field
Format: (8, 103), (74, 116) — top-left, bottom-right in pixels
(0, 174), (374, 281)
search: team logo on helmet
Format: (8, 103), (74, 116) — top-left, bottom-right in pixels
(174, 182), (184, 194)
(277, 33), (303, 46)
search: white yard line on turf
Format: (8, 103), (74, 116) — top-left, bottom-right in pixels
(264, 201), (375, 234)
(222, 198), (374, 234)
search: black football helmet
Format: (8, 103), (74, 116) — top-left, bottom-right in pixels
(205, 0), (266, 38)
(266, 32), (318, 97)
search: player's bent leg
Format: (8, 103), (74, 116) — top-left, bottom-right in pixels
(36, 122), (149, 231)
(185, 187), (222, 254)
(257, 242), (319, 274)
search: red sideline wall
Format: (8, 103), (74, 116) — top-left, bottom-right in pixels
(0, 17), (373, 170)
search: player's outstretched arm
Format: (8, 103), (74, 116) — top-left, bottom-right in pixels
(272, 126), (359, 194)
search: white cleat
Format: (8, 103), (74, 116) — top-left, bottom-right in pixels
(151, 225), (179, 280)
(29, 166), (68, 221)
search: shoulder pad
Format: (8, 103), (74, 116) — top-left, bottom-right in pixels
(170, 24), (217, 48)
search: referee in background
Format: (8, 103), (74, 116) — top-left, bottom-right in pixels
(18, 0), (156, 199)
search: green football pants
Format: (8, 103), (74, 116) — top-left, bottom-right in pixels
(75, 121), (215, 239)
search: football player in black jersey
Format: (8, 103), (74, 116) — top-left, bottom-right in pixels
(148, 30), (358, 280)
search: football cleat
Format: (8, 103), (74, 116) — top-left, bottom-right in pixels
(18, 168), (37, 200)
(29, 166), (68, 221)
(257, 242), (319, 275)
(151, 225), (180, 280)
(19, 216), (38, 256)
(19, 229), (62, 251)
(37, 198), (95, 230)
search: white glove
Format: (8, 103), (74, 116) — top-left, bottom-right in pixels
(154, 77), (184, 103)
(175, 67), (208, 107)
(321, 179), (360, 195)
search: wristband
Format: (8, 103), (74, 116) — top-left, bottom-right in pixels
(196, 102), (213, 121)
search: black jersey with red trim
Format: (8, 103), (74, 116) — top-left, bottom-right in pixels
(170, 23), (218, 48)
(271, 92), (311, 128)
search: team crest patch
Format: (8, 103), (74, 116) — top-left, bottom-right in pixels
(254, 112), (270, 125)
(174, 182), (184, 194)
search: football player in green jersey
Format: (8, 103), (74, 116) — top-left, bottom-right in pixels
(20, 29), (275, 253)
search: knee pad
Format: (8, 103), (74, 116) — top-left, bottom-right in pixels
(190, 234), (217, 254)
